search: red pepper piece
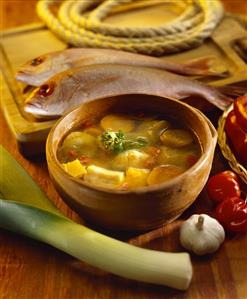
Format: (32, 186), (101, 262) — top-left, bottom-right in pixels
(216, 196), (247, 233)
(82, 120), (94, 129)
(68, 149), (78, 159)
(207, 171), (240, 202)
(225, 110), (247, 168)
(234, 96), (247, 133)
(79, 155), (91, 165)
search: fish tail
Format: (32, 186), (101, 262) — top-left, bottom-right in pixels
(203, 84), (247, 111)
(214, 92), (233, 110)
(210, 83), (247, 110)
(216, 84), (247, 98)
(183, 56), (228, 77)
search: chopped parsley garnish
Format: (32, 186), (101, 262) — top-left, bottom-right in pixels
(100, 130), (148, 154)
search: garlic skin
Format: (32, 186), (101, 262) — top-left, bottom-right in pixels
(180, 214), (225, 255)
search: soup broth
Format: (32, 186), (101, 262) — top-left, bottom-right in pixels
(57, 113), (201, 190)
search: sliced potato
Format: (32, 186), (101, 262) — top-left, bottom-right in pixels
(84, 165), (125, 188)
(61, 131), (97, 157)
(62, 159), (87, 178)
(158, 146), (199, 170)
(63, 131), (96, 148)
(113, 149), (150, 170)
(125, 167), (150, 188)
(137, 120), (170, 132)
(160, 129), (193, 148)
(136, 120), (170, 143)
(84, 127), (102, 137)
(100, 114), (135, 132)
(147, 165), (184, 186)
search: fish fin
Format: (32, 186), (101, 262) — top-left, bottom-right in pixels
(216, 84), (247, 98)
(183, 56), (229, 78)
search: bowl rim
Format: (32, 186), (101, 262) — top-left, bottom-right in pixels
(46, 95), (217, 195)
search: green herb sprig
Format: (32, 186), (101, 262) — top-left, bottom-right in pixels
(100, 131), (148, 154)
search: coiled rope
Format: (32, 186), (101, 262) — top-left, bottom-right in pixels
(36, 0), (224, 56)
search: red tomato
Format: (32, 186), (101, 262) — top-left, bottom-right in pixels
(216, 196), (247, 233)
(207, 171), (241, 202)
(234, 96), (247, 133)
(225, 110), (247, 168)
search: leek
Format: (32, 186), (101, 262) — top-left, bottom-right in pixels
(0, 146), (61, 215)
(0, 146), (192, 290)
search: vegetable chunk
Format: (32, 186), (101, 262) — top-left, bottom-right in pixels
(160, 129), (193, 148)
(100, 114), (135, 132)
(59, 131), (97, 161)
(126, 168), (150, 188)
(63, 131), (96, 148)
(158, 146), (199, 170)
(62, 159), (87, 178)
(137, 120), (170, 143)
(113, 150), (150, 170)
(85, 165), (125, 188)
(147, 165), (183, 185)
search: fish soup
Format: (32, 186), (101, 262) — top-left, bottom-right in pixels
(57, 112), (201, 190)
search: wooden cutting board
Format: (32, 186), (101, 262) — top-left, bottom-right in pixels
(1, 14), (247, 157)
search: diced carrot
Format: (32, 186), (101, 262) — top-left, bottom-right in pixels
(68, 149), (78, 159)
(146, 146), (161, 157)
(119, 182), (129, 190)
(79, 156), (91, 165)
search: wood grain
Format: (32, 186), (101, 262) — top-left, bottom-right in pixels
(0, 1), (247, 299)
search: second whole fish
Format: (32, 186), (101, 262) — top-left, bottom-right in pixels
(16, 48), (223, 86)
(24, 64), (232, 120)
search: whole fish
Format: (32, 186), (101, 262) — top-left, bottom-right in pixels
(24, 64), (232, 120)
(16, 48), (223, 86)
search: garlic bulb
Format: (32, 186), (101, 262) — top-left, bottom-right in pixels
(180, 214), (225, 255)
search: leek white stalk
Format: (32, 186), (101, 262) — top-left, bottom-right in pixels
(0, 146), (193, 290)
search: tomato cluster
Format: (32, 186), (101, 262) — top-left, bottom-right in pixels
(225, 96), (247, 168)
(207, 171), (247, 233)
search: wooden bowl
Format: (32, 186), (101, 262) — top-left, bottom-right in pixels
(46, 94), (217, 231)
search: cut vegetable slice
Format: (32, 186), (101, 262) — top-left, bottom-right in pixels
(158, 146), (199, 170)
(84, 165), (125, 188)
(58, 131), (97, 161)
(113, 149), (150, 170)
(147, 165), (184, 185)
(100, 114), (135, 132)
(125, 167), (150, 188)
(160, 129), (194, 148)
(62, 159), (87, 178)
(62, 131), (96, 149)
(137, 120), (170, 143)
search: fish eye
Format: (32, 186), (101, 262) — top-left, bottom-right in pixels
(38, 82), (56, 97)
(31, 57), (44, 66)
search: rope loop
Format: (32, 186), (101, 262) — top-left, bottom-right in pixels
(36, 0), (224, 56)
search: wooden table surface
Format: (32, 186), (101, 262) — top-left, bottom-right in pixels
(0, 1), (247, 299)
